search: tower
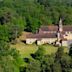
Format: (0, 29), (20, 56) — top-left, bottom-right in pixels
(59, 18), (63, 32)
(57, 18), (63, 42)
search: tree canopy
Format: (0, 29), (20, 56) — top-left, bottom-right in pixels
(0, 0), (72, 72)
(0, 0), (72, 33)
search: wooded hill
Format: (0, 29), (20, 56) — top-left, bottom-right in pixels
(0, 0), (72, 72)
(0, 0), (72, 34)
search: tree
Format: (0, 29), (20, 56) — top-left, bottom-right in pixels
(0, 7), (17, 25)
(0, 25), (9, 42)
(60, 54), (72, 72)
(41, 55), (54, 72)
(0, 40), (23, 72)
(25, 60), (41, 72)
(34, 46), (45, 60)
(55, 46), (64, 62)
(52, 62), (62, 72)
(69, 44), (72, 57)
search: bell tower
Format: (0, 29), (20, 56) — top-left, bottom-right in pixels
(59, 18), (63, 32)
(57, 18), (63, 42)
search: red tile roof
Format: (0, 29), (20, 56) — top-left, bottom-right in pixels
(26, 33), (57, 38)
(40, 25), (72, 31)
(63, 26), (72, 31)
(26, 25), (72, 39)
(40, 25), (58, 31)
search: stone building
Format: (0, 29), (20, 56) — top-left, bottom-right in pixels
(26, 18), (72, 46)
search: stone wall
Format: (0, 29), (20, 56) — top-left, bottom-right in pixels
(62, 41), (68, 47)
(64, 34), (72, 40)
(26, 38), (37, 44)
(37, 38), (57, 45)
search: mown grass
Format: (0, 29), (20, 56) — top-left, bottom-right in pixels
(11, 42), (69, 58)
(11, 42), (38, 58)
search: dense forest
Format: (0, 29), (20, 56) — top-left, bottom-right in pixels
(0, 0), (72, 72)
(0, 0), (72, 33)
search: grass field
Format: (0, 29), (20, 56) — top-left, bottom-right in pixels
(11, 42), (69, 59)
(11, 32), (69, 59)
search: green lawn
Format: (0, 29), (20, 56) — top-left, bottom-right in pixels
(11, 42), (69, 66)
(11, 42), (38, 58)
(11, 42), (69, 58)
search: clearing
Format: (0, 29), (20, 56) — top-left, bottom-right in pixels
(11, 42), (69, 58)
(11, 32), (69, 58)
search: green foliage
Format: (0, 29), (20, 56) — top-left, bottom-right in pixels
(0, 0), (72, 72)
(38, 0), (72, 25)
(34, 46), (45, 60)
(0, 25), (9, 42)
(53, 62), (62, 72)
(25, 60), (41, 72)
(69, 44), (72, 57)
(0, 55), (20, 72)
(55, 46), (64, 62)
(60, 54), (72, 72)
(0, 0), (72, 33)
(25, 46), (72, 72)
(0, 41), (23, 72)
(41, 55), (54, 72)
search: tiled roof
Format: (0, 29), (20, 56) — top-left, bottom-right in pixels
(26, 25), (72, 39)
(40, 25), (72, 31)
(63, 26), (72, 31)
(26, 33), (57, 38)
(40, 25), (58, 31)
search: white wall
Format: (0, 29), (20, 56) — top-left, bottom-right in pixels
(26, 38), (37, 44)
(62, 41), (68, 46)
(41, 38), (57, 44)
(37, 41), (42, 45)
(37, 38), (57, 45)
(64, 34), (72, 40)
(26, 38), (57, 45)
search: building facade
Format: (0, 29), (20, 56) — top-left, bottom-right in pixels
(26, 19), (72, 47)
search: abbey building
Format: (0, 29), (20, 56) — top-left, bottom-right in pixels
(26, 19), (72, 46)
